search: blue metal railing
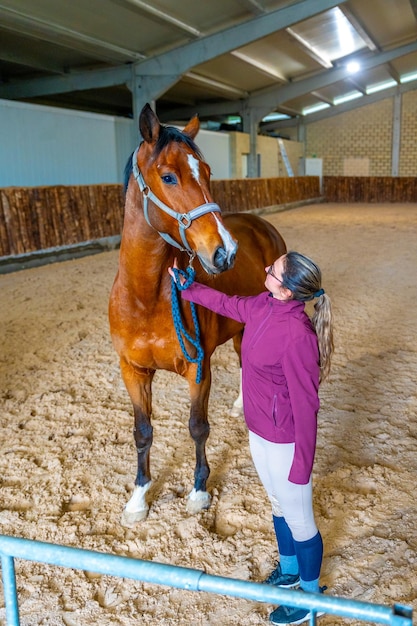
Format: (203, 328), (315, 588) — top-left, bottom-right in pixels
(0, 535), (413, 626)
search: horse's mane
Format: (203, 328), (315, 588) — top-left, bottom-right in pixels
(123, 124), (204, 194)
(123, 153), (135, 193)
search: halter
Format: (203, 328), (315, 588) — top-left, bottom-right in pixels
(131, 147), (221, 254)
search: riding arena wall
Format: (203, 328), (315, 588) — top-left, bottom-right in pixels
(3, 174), (417, 261)
(2, 90), (417, 263)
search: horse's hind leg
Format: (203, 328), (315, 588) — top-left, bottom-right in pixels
(186, 371), (212, 514)
(230, 331), (244, 417)
(120, 361), (155, 527)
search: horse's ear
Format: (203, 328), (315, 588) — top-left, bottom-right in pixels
(182, 114), (200, 140)
(139, 103), (161, 144)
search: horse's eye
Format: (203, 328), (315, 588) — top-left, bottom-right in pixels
(161, 174), (177, 185)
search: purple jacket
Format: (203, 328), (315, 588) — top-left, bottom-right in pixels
(182, 283), (320, 484)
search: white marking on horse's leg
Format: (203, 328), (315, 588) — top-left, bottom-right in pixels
(230, 367), (243, 417)
(186, 488), (211, 514)
(214, 214), (238, 259)
(120, 482), (152, 527)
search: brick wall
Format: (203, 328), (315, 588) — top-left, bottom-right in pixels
(400, 90), (417, 176)
(306, 99), (394, 176)
(300, 90), (417, 177)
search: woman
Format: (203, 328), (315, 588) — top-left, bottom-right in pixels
(169, 251), (334, 625)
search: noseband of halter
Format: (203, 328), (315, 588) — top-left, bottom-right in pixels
(131, 147), (221, 254)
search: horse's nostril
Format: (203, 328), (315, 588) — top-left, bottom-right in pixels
(213, 247), (226, 270)
(213, 246), (236, 271)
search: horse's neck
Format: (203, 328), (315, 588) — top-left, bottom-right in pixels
(118, 186), (171, 294)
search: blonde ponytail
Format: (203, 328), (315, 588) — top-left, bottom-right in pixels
(311, 293), (333, 382)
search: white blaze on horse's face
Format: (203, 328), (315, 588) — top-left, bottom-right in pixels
(214, 214), (238, 259)
(187, 154), (210, 202)
(186, 151), (237, 271)
(187, 153), (200, 182)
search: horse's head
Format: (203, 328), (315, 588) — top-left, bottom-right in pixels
(132, 103), (238, 274)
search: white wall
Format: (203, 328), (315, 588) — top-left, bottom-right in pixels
(0, 99), (127, 187)
(0, 99), (231, 187)
(193, 128), (230, 179)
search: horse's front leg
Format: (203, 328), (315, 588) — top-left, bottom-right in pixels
(186, 368), (212, 514)
(120, 361), (155, 527)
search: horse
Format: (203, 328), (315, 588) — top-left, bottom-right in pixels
(109, 103), (287, 527)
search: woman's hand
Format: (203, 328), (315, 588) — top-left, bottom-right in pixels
(168, 258), (186, 286)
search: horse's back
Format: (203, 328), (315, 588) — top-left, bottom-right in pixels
(225, 212), (285, 257)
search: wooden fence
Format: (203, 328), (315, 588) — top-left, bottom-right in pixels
(0, 185), (124, 257)
(323, 176), (417, 203)
(0, 177), (320, 258)
(3, 176), (417, 258)
(211, 176), (319, 214)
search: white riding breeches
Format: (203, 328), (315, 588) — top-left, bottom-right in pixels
(248, 431), (318, 542)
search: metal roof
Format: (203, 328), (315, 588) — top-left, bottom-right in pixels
(1, 0), (417, 132)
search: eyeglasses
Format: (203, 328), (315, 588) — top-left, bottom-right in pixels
(267, 264), (282, 283)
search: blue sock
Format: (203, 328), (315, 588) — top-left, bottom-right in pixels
(293, 531), (323, 588)
(300, 577), (320, 593)
(273, 516), (298, 575)
(280, 554), (299, 576)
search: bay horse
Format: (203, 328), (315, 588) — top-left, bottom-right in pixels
(109, 103), (286, 527)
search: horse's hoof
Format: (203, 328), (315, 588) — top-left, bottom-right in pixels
(120, 506), (149, 527)
(121, 483), (152, 527)
(186, 488), (211, 514)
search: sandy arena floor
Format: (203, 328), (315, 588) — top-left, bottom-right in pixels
(0, 202), (416, 625)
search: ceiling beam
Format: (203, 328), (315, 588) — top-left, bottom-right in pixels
(347, 77), (367, 94)
(183, 72), (248, 98)
(0, 5), (145, 63)
(311, 90), (334, 105)
(286, 28), (333, 68)
(339, 6), (379, 51)
(0, 0), (346, 100)
(249, 40), (417, 112)
(0, 65), (133, 99)
(408, 0), (417, 20)
(230, 50), (287, 82)
(263, 79), (417, 129)
(386, 64), (402, 83)
(121, 0), (201, 37)
(134, 0), (346, 76)
(161, 39), (417, 121)
(240, 0), (266, 15)
(0, 49), (65, 74)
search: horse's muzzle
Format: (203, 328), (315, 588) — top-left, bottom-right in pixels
(197, 244), (236, 274)
(213, 244), (236, 272)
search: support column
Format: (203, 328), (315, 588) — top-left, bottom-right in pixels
(129, 66), (181, 147)
(241, 106), (265, 178)
(297, 120), (306, 176)
(392, 90), (402, 176)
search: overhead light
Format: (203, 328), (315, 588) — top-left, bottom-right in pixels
(366, 79), (397, 94)
(334, 91), (363, 105)
(302, 103), (331, 116)
(262, 113), (291, 122)
(400, 71), (417, 84)
(346, 61), (360, 74)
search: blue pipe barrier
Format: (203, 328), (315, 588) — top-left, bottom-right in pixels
(0, 535), (413, 626)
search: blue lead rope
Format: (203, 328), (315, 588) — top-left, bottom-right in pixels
(171, 267), (204, 384)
